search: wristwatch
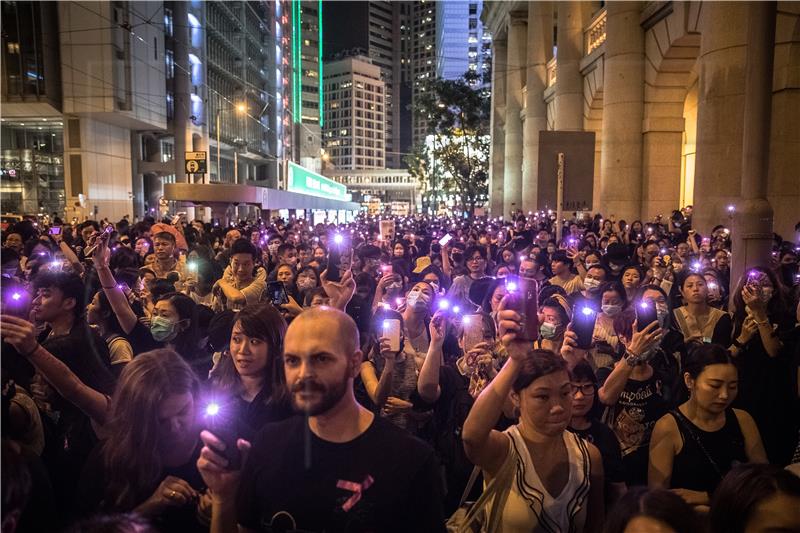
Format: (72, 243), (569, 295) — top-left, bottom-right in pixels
(624, 351), (639, 367)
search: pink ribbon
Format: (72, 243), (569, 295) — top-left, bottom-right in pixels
(337, 475), (375, 512)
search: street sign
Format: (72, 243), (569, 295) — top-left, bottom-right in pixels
(185, 151), (207, 175)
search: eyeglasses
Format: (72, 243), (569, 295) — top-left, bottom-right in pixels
(570, 383), (596, 396)
(467, 256), (485, 263)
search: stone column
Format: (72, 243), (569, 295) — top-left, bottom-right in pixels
(730, 1), (776, 299)
(522, 2), (551, 213)
(554, 2), (584, 130)
(692, 2), (748, 234)
(599, 1), (644, 221)
(488, 38), (507, 217)
(503, 16), (527, 217)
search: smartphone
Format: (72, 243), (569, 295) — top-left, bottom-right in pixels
(267, 281), (289, 306)
(381, 264), (393, 275)
(49, 226), (62, 236)
(327, 248), (342, 282)
(504, 275), (539, 341)
(462, 314), (485, 353)
(382, 318), (401, 352)
(572, 306), (597, 350)
(636, 300), (659, 331)
(439, 234), (453, 247)
(204, 400), (241, 470)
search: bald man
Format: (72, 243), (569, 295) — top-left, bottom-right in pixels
(199, 306), (445, 533)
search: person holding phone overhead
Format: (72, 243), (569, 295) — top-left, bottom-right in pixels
(729, 267), (795, 465)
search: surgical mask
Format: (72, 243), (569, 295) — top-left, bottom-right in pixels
(583, 277), (601, 292)
(656, 303), (669, 326)
(539, 322), (558, 339)
(386, 281), (403, 292)
(602, 304), (622, 317)
(150, 316), (179, 342)
(297, 278), (315, 291)
(585, 262), (599, 269)
(405, 291), (430, 312)
(609, 263), (623, 273)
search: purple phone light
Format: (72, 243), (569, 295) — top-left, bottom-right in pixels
(11, 292), (22, 301)
(462, 315), (472, 325)
(333, 234), (343, 245)
(438, 299), (450, 310)
(452, 305), (461, 314)
(382, 320), (390, 330)
(506, 281), (518, 292)
(205, 402), (220, 416)
(581, 307), (593, 316)
(640, 301), (650, 309)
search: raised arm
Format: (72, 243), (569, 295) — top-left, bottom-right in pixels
(0, 315), (109, 425)
(93, 238), (138, 334)
(462, 300), (525, 476)
(416, 312), (446, 403)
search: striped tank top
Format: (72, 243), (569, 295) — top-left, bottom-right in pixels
(496, 425), (592, 533)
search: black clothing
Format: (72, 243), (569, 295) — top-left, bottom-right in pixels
(411, 365), (475, 514)
(597, 367), (669, 487)
(733, 322), (798, 465)
(76, 440), (207, 533)
(227, 387), (293, 442)
(668, 408), (747, 494)
(126, 319), (162, 355)
(237, 415), (445, 532)
(570, 420), (626, 484)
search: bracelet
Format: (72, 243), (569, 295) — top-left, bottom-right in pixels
(755, 321), (770, 327)
(624, 351), (639, 367)
(101, 285), (117, 290)
(21, 343), (40, 358)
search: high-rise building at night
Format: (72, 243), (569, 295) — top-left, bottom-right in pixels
(323, 1), (407, 169)
(410, 0), (437, 148)
(436, 0), (491, 84)
(322, 55), (385, 170)
(1, 1), (340, 220)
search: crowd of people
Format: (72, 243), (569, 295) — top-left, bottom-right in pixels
(1, 206), (799, 533)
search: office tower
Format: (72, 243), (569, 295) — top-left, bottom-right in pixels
(323, 1), (405, 168)
(323, 55), (385, 170)
(436, 0), (491, 85)
(410, 0), (437, 148)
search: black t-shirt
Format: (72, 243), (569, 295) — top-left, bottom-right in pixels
(237, 415), (446, 532)
(126, 319), (163, 355)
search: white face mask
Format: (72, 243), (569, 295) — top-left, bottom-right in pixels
(405, 291), (430, 312)
(602, 304), (622, 317)
(584, 277), (601, 291)
(656, 303), (669, 326)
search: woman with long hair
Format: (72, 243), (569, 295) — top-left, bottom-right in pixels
(729, 267), (796, 464)
(76, 349), (206, 532)
(208, 303), (291, 440)
(649, 344), (766, 508)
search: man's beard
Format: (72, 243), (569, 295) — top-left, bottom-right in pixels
(290, 369), (349, 416)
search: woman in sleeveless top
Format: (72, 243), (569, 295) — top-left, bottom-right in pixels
(649, 344), (766, 508)
(672, 272), (732, 346)
(463, 305), (604, 533)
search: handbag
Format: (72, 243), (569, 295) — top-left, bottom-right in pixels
(446, 437), (517, 533)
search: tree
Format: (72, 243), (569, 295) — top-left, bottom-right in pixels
(407, 71), (491, 216)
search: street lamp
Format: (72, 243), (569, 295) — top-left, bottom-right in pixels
(216, 100), (247, 183)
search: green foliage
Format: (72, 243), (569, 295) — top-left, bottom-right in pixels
(406, 72), (491, 216)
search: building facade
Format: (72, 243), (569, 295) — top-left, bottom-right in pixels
(324, 169), (419, 209)
(322, 56), (386, 170)
(410, 0), (438, 148)
(436, 0), (492, 84)
(482, 0), (799, 243)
